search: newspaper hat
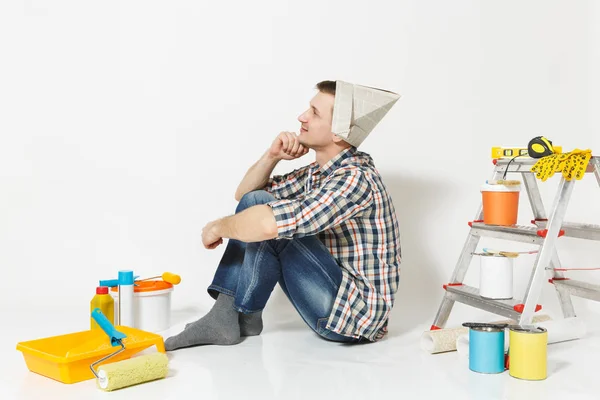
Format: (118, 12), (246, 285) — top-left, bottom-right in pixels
(331, 81), (400, 147)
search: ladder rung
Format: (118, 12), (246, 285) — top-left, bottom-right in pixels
(551, 279), (600, 301)
(444, 284), (522, 320)
(533, 220), (600, 241)
(469, 222), (545, 244)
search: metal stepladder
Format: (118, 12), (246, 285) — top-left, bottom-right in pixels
(430, 155), (600, 331)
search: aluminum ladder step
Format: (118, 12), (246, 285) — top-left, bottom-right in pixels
(533, 220), (600, 241)
(444, 284), (541, 320)
(551, 279), (600, 301)
(469, 222), (560, 245)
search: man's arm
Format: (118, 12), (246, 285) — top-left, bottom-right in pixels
(203, 168), (371, 249)
(235, 131), (308, 201)
(202, 205), (278, 248)
(234, 151), (280, 202)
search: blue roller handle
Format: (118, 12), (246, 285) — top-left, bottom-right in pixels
(99, 279), (119, 287)
(99, 276), (140, 287)
(91, 308), (127, 347)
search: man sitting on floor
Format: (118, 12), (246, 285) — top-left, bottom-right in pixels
(165, 80), (402, 349)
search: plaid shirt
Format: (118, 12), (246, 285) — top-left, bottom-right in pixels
(265, 147), (401, 341)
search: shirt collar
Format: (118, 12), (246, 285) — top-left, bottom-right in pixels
(310, 147), (357, 178)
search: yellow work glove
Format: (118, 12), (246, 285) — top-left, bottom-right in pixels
(530, 149), (592, 181)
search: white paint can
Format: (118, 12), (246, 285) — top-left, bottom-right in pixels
(111, 280), (173, 332)
(479, 255), (514, 299)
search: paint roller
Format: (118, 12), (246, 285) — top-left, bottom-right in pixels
(90, 308), (169, 391)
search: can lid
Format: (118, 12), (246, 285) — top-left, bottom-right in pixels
(508, 325), (547, 334)
(481, 182), (521, 192)
(96, 286), (109, 295)
(462, 322), (507, 332)
(118, 270), (135, 285)
(471, 326), (505, 333)
(471, 326), (504, 332)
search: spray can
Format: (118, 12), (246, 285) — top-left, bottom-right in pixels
(90, 287), (114, 329)
(508, 325), (548, 380)
(118, 270), (135, 327)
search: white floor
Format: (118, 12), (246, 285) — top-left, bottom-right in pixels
(2, 304), (599, 400)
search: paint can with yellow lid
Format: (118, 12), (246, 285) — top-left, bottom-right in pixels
(507, 325), (548, 380)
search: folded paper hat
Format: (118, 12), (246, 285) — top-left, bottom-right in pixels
(331, 80), (401, 147)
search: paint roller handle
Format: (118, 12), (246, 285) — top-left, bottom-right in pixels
(99, 279), (119, 287)
(137, 272), (181, 285)
(91, 308), (127, 346)
(162, 272), (181, 285)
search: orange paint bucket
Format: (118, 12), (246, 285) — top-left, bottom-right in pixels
(481, 182), (521, 226)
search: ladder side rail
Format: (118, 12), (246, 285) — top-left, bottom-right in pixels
(520, 178), (575, 323)
(522, 171), (576, 318)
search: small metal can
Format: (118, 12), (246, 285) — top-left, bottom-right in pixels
(479, 254), (514, 300)
(508, 325), (548, 380)
(468, 325), (506, 374)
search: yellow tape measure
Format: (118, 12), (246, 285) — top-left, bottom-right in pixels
(528, 136), (555, 158)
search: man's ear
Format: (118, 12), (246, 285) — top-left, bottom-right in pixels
(332, 133), (344, 143)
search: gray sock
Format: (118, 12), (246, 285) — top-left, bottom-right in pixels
(239, 311), (263, 336)
(165, 294), (241, 351)
(185, 305), (263, 337)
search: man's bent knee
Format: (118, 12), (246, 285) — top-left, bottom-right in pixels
(315, 318), (361, 343)
(236, 190), (276, 213)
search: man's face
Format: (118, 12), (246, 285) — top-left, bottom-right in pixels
(297, 91), (335, 149)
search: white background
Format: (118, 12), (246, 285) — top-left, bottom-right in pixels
(1, 0), (600, 388)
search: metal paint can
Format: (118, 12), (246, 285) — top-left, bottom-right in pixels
(508, 325), (548, 380)
(479, 254), (514, 299)
(467, 325), (506, 374)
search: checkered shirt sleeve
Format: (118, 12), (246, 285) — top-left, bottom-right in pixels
(264, 165), (310, 200)
(267, 168), (373, 239)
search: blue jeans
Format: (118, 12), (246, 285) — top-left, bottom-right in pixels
(208, 190), (361, 343)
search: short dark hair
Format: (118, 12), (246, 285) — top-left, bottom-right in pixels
(316, 80), (336, 96)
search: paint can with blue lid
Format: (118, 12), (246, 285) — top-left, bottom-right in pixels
(463, 322), (507, 374)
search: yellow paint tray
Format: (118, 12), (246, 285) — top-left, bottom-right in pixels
(16, 325), (165, 384)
